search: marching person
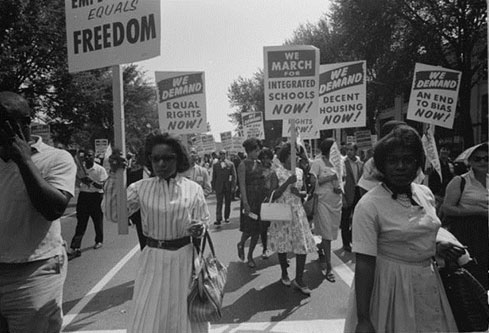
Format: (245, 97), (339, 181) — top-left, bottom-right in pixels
(103, 133), (210, 332)
(237, 138), (264, 268)
(341, 143), (363, 252)
(442, 142), (488, 289)
(68, 148), (108, 259)
(181, 148), (212, 197)
(0, 91), (76, 332)
(310, 138), (343, 282)
(269, 143), (317, 295)
(344, 125), (461, 333)
(211, 150), (236, 226)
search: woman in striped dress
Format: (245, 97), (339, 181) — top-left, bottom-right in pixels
(103, 133), (210, 333)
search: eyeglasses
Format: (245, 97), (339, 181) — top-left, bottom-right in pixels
(385, 156), (418, 167)
(151, 154), (177, 163)
(471, 155), (488, 162)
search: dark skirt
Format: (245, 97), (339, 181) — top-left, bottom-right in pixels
(449, 215), (488, 289)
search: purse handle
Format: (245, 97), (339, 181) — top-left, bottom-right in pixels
(266, 191), (276, 203)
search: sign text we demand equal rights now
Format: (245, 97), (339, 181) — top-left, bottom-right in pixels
(264, 46), (319, 120)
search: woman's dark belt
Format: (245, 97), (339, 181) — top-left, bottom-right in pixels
(146, 236), (191, 250)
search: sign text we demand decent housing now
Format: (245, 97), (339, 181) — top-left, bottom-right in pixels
(407, 63), (461, 129)
(318, 61), (366, 130)
(156, 72), (207, 135)
(264, 46), (320, 121)
(65, 0), (160, 73)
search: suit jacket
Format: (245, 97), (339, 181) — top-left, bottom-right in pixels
(212, 159), (236, 193)
(343, 157), (363, 208)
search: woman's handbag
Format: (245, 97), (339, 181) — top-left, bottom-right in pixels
(260, 191), (293, 222)
(439, 261), (489, 332)
(187, 231), (227, 322)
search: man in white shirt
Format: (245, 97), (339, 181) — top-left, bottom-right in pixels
(68, 148), (108, 259)
(181, 149), (212, 197)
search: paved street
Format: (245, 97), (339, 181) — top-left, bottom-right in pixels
(61, 193), (356, 333)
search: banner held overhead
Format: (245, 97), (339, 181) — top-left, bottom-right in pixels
(156, 72), (207, 135)
(65, 0), (161, 73)
(318, 61), (366, 130)
(264, 45), (320, 121)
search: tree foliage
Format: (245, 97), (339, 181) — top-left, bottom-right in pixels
(227, 70), (282, 147)
(0, 0), (159, 151)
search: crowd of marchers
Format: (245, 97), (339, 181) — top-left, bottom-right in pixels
(1, 90), (487, 333)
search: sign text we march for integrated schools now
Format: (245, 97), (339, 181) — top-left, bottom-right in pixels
(318, 61), (366, 130)
(65, 0), (160, 72)
(407, 63), (461, 129)
(156, 72), (207, 135)
(264, 46), (319, 120)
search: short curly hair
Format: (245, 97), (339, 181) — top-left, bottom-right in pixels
(373, 125), (424, 175)
(242, 137), (262, 154)
(145, 132), (191, 173)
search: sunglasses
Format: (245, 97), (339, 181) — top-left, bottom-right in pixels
(471, 155), (488, 162)
(151, 154), (177, 163)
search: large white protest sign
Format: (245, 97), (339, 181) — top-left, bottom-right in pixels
(407, 63), (461, 129)
(201, 134), (216, 154)
(318, 61), (366, 130)
(282, 118), (319, 139)
(65, 0), (160, 73)
(220, 131), (233, 151)
(264, 45), (320, 120)
(242, 112), (265, 140)
(156, 72), (207, 135)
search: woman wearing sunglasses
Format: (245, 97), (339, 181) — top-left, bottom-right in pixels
(103, 132), (210, 333)
(442, 142), (488, 290)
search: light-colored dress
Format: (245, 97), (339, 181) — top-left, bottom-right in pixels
(343, 183), (457, 333)
(310, 156), (342, 240)
(269, 165), (316, 254)
(103, 175), (210, 333)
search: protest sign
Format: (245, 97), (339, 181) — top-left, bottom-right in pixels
(192, 134), (204, 154)
(65, 0), (160, 73)
(346, 136), (356, 144)
(156, 72), (207, 135)
(94, 139), (109, 157)
(407, 63), (461, 129)
(231, 136), (244, 153)
(282, 118), (319, 139)
(201, 134), (216, 154)
(220, 131), (233, 151)
(330, 141), (344, 191)
(242, 112), (265, 140)
(355, 130), (372, 150)
(422, 130), (442, 182)
(264, 45), (320, 120)
(318, 61), (366, 130)
(31, 124), (52, 145)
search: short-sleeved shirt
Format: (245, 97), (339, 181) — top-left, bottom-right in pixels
(79, 162), (108, 193)
(0, 136), (76, 262)
(352, 183), (440, 262)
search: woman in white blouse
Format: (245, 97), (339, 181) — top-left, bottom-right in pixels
(104, 133), (210, 333)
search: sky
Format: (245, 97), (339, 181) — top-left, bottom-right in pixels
(139, 0), (331, 141)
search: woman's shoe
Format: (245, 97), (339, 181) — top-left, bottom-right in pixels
(291, 279), (311, 296)
(247, 258), (256, 268)
(237, 242), (245, 261)
(322, 269), (336, 283)
(261, 250), (269, 259)
(280, 275), (291, 287)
